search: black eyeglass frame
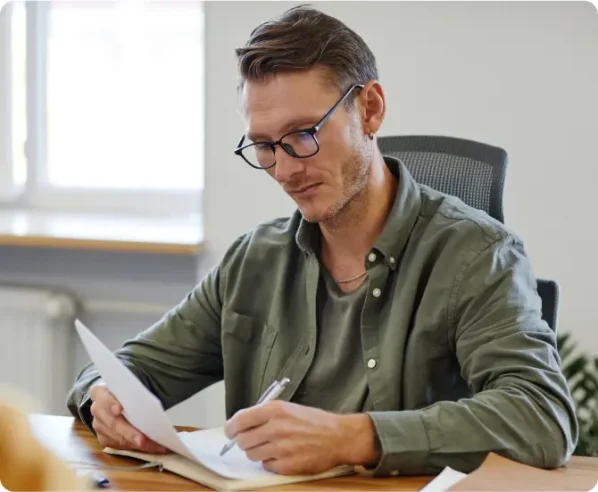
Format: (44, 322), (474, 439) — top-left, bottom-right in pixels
(234, 83), (365, 170)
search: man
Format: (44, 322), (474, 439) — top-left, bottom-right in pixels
(67, 5), (577, 477)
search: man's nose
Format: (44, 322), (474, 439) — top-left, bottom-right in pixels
(273, 146), (304, 183)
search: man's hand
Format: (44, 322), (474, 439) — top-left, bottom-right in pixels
(89, 382), (168, 454)
(223, 401), (381, 475)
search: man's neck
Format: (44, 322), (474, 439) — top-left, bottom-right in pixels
(319, 154), (398, 272)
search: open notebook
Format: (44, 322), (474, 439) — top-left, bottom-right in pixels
(104, 428), (352, 490)
(75, 320), (353, 490)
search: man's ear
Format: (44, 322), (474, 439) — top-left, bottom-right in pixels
(359, 80), (385, 137)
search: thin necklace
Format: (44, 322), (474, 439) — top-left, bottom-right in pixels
(335, 270), (368, 284)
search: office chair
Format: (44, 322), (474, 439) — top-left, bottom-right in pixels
(536, 279), (560, 332)
(377, 134), (558, 331)
(378, 135), (507, 223)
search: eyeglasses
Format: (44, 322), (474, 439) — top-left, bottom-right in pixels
(234, 84), (364, 170)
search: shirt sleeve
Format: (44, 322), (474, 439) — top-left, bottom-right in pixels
(65, 262), (224, 430)
(367, 234), (578, 476)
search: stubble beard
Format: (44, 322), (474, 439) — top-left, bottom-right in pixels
(306, 144), (371, 228)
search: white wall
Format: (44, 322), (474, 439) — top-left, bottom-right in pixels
(205, 0), (598, 341)
(174, 0), (598, 426)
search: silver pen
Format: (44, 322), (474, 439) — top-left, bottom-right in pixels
(219, 377), (290, 457)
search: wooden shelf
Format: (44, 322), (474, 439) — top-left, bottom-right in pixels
(0, 209), (204, 255)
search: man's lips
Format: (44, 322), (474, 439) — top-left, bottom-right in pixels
(287, 183), (321, 194)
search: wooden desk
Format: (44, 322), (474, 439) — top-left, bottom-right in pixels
(28, 415), (598, 491)
(29, 415), (430, 491)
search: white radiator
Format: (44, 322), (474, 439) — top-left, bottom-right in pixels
(0, 285), (78, 416)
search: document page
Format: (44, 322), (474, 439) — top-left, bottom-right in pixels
(178, 428), (277, 480)
(420, 466), (467, 492)
(75, 320), (195, 461)
(76, 319), (287, 481)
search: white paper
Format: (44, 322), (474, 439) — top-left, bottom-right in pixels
(179, 428), (277, 480)
(75, 319), (195, 461)
(76, 319), (280, 481)
(419, 466), (467, 492)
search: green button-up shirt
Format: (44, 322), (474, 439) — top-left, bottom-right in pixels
(67, 156), (577, 476)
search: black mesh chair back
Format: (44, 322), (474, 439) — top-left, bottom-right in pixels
(377, 135), (507, 223)
(536, 279), (559, 332)
(378, 134), (558, 332)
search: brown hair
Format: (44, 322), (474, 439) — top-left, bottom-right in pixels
(235, 4), (378, 98)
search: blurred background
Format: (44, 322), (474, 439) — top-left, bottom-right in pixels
(0, 1), (596, 430)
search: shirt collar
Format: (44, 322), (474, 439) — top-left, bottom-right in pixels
(374, 156), (422, 270)
(295, 156), (422, 270)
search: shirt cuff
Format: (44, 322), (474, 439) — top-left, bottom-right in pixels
(77, 393), (96, 434)
(366, 410), (432, 476)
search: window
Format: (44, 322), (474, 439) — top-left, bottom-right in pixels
(2, 0), (204, 216)
(0, 1), (26, 200)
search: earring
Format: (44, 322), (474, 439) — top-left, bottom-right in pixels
(367, 132), (374, 140)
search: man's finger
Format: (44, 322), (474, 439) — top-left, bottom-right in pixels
(96, 431), (123, 450)
(90, 384), (118, 408)
(94, 420), (167, 453)
(235, 418), (291, 452)
(262, 458), (297, 475)
(89, 383), (109, 401)
(110, 416), (144, 447)
(92, 403), (125, 435)
(94, 420), (135, 449)
(90, 396), (120, 427)
(235, 428), (264, 452)
(135, 434), (169, 454)
(93, 406), (142, 448)
(224, 402), (279, 438)
(244, 442), (280, 462)
(90, 402), (117, 431)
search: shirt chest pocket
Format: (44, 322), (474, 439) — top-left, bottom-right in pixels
(221, 308), (279, 403)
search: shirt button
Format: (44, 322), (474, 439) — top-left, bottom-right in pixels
(372, 288), (382, 298)
(367, 358), (377, 369)
(389, 256), (396, 265)
(368, 252), (377, 263)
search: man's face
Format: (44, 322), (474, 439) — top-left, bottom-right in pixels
(240, 69), (371, 223)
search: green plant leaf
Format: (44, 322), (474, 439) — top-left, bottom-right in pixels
(556, 331), (598, 456)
